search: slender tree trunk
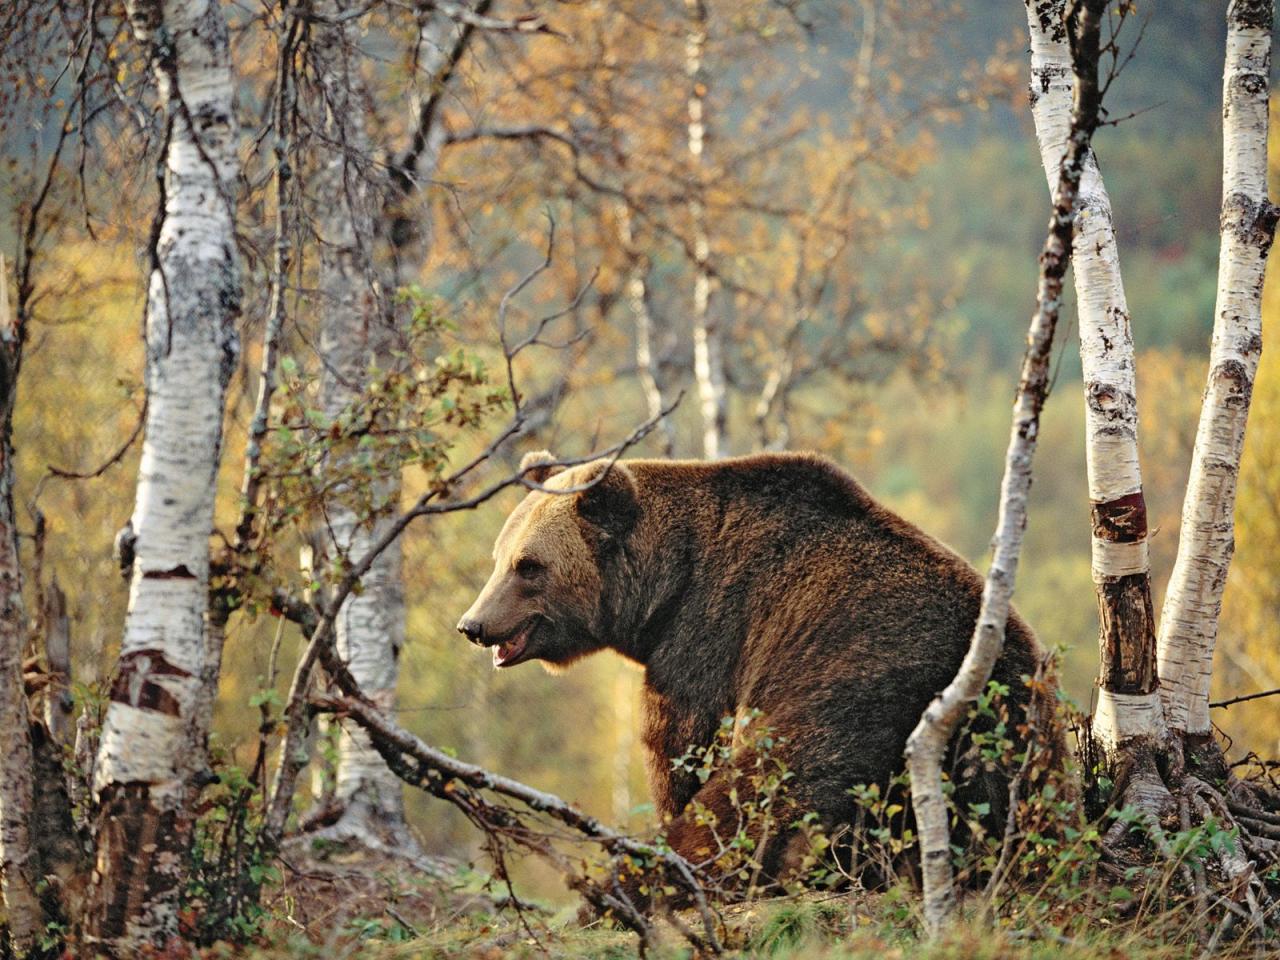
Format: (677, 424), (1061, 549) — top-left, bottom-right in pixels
(0, 299), (41, 952)
(686, 0), (726, 459)
(616, 203), (676, 457)
(264, 2), (483, 846)
(1158, 0), (1278, 740)
(754, 310), (803, 452)
(1024, 0), (1163, 753)
(905, 0), (1106, 935)
(85, 0), (241, 949)
(310, 1), (412, 846)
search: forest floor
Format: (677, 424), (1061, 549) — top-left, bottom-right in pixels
(209, 853), (1249, 960)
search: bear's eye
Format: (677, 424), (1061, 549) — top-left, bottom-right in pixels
(514, 557), (544, 579)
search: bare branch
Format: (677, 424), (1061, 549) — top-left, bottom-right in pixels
(313, 691), (722, 953)
(43, 401), (146, 482)
(1212, 688), (1280, 711)
(428, 0), (559, 36)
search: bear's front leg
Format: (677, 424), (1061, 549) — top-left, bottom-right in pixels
(659, 750), (807, 902)
(583, 749), (805, 925)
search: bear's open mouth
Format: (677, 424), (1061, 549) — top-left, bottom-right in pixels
(492, 618), (537, 668)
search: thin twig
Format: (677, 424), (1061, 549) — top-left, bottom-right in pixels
(1211, 687), (1280, 710)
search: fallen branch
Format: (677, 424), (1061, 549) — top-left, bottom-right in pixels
(313, 692), (723, 954)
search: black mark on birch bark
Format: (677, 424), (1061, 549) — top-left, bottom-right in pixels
(1212, 358), (1253, 407)
(142, 564), (195, 580)
(108, 650), (192, 716)
(91, 782), (185, 941)
(1222, 191), (1280, 247)
(1091, 491), (1149, 542)
(1230, 0), (1273, 32)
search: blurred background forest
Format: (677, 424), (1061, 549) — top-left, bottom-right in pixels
(3, 0), (1278, 901)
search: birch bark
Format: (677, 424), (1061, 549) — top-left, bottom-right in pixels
(616, 203), (676, 456)
(85, 0), (241, 948)
(310, 1), (411, 844)
(686, 0), (727, 459)
(1158, 0), (1278, 738)
(264, 2), (480, 844)
(1024, 0), (1163, 750)
(0, 267), (41, 954)
(905, 0), (1105, 935)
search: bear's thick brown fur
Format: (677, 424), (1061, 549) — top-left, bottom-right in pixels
(459, 451), (1060, 885)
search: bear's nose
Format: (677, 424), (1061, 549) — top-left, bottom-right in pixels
(457, 617), (485, 645)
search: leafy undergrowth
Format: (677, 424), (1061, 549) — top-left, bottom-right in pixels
(196, 873), (1258, 960)
(182, 686), (1280, 959)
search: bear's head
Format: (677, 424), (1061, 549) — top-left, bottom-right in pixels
(457, 450), (641, 670)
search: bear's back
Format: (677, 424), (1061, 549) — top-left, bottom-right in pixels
(632, 452), (1047, 804)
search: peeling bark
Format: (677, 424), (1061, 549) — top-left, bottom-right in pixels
(905, 0), (1107, 936)
(1158, 0), (1278, 736)
(85, 0), (241, 949)
(1025, 0), (1163, 751)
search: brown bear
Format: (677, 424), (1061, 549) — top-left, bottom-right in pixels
(458, 450), (1058, 891)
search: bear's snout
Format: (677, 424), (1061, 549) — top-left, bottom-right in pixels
(456, 616), (485, 645)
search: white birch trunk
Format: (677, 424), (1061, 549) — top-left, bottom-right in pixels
(311, 3), (410, 842)
(265, 2), (474, 844)
(86, 0), (241, 948)
(1158, 0), (1278, 736)
(616, 203), (676, 456)
(1025, 0), (1163, 750)
(905, 0), (1105, 934)
(686, 0), (726, 459)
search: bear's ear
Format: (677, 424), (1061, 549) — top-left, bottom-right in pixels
(575, 462), (639, 540)
(519, 449), (565, 486)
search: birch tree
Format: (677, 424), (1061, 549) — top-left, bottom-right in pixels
(305, 1), (412, 846)
(1024, 0), (1165, 782)
(905, 0), (1107, 934)
(272, 1), (486, 846)
(685, 0), (727, 459)
(84, 0), (241, 947)
(1157, 0), (1278, 750)
(616, 203), (677, 457)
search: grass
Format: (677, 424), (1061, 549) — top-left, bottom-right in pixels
(201, 880), (1243, 959)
